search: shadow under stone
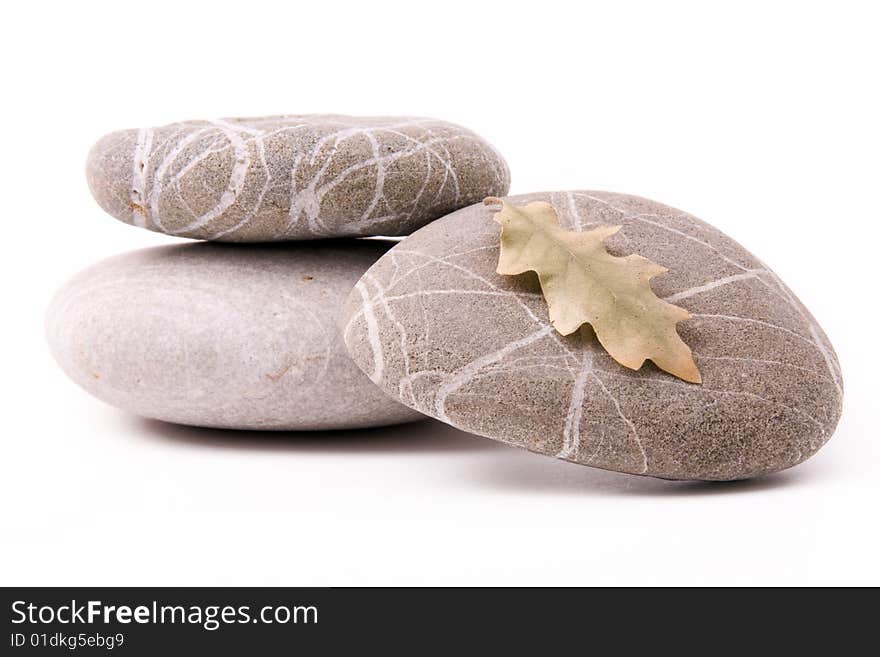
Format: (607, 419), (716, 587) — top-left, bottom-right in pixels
(132, 415), (501, 455)
(130, 413), (823, 496)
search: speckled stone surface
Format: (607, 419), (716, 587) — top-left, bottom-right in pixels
(340, 191), (843, 480)
(86, 115), (510, 242)
(47, 241), (424, 430)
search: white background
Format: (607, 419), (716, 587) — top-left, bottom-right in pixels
(1, 0), (877, 586)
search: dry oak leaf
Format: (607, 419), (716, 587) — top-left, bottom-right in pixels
(485, 197), (702, 383)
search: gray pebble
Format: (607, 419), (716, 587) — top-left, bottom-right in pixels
(47, 241), (424, 430)
(86, 115), (510, 241)
(340, 191), (843, 480)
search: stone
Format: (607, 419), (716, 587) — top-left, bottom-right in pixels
(86, 115), (510, 242)
(340, 191), (843, 480)
(47, 241), (424, 430)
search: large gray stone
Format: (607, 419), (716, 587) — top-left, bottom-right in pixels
(47, 241), (424, 430)
(341, 191), (843, 480)
(86, 115), (510, 241)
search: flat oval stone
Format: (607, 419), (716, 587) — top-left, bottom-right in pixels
(86, 115), (510, 242)
(340, 191), (843, 480)
(47, 242), (424, 430)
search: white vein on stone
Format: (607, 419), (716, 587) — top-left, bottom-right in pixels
(363, 273), (415, 404)
(695, 354), (835, 384)
(763, 268), (843, 395)
(173, 121), (252, 234)
(148, 127), (214, 231)
(596, 368), (825, 433)
(692, 313), (816, 348)
(557, 352), (593, 459)
(210, 129), (273, 240)
(388, 249), (581, 361)
(286, 123), (477, 236)
(590, 371), (648, 473)
(121, 116), (505, 240)
(566, 191), (583, 230)
(662, 270), (764, 303)
(433, 326), (554, 423)
(130, 128), (153, 227)
(355, 280), (385, 385)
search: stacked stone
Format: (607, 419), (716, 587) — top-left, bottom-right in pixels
(48, 115), (842, 480)
(340, 192), (843, 480)
(47, 115), (510, 430)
